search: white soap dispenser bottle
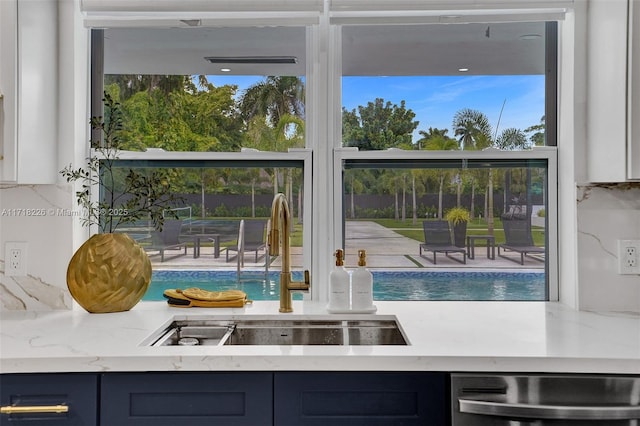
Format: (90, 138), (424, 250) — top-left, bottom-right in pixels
(351, 249), (374, 311)
(328, 249), (350, 311)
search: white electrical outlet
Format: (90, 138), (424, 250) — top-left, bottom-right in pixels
(5, 242), (28, 276)
(618, 240), (640, 275)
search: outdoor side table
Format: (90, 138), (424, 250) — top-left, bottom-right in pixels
(193, 234), (221, 258)
(466, 235), (495, 260)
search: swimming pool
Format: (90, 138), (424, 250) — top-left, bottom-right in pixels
(144, 270), (546, 301)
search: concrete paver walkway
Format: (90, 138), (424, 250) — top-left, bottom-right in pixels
(151, 221), (544, 271)
(344, 221), (543, 270)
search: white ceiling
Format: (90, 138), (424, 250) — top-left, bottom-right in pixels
(104, 21), (547, 77)
(104, 26), (308, 76)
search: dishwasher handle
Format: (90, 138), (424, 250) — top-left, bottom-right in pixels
(459, 398), (640, 420)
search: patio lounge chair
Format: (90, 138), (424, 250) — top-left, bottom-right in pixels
(226, 219), (268, 262)
(419, 220), (466, 264)
(145, 219), (188, 262)
(498, 219), (545, 265)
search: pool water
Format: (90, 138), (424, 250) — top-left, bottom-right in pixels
(144, 270), (546, 301)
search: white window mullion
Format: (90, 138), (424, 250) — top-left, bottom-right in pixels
(308, 18), (334, 302)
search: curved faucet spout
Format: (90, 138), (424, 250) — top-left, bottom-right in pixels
(269, 193), (290, 272)
(269, 193), (310, 313)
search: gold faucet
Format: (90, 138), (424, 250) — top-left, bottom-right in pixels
(269, 193), (310, 313)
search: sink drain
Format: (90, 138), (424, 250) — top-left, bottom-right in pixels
(178, 337), (200, 346)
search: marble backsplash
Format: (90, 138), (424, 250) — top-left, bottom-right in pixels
(0, 184), (74, 311)
(577, 183), (640, 313)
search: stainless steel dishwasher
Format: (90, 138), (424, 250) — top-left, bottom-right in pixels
(451, 373), (640, 425)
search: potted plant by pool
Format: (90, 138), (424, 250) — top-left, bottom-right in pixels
(61, 93), (181, 313)
(444, 207), (470, 248)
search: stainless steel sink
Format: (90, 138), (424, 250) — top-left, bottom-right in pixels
(146, 316), (408, 346)
(226, 319), (345, 345)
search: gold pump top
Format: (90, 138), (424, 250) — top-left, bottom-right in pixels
(334, 249), (345, 266)
(358, 249), (367, 267)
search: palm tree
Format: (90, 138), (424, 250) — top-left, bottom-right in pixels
(238, 76), (305, 127)
(416, 127), (454, 149)
(241, 112), (304, 222)
(240, 77), (305, 218)
(345, 171), (365, 219)
(420, 131), (458, 219)
(452, 108), (493, 150)
(453, 108), (496, 233)
(496, 128), (529, 150)
(496, 128), (529, 221)
(274, 114), (305, 225)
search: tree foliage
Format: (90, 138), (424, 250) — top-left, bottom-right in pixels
(525, 115), (546, 147)
(452, 108), (493, 150)
(106, 79), (246, 152)
(238, 76), (305, 127)
(416, 127), (458, 151)
(342, 98), (419, 150)
(495, 128), (529, 150)
(92, 73), (548, 221)
(61, 93), (182, 232)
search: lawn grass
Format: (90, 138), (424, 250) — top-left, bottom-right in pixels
(364, 218), (545, 246)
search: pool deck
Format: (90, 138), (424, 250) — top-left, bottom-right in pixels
(150, 221), (544, 272)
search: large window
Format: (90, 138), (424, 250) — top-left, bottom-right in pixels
(337, 151), (555, 301)
(334, 20), (558, 301)
(93, 26), (312, 297)
(90, 9), (559, 302)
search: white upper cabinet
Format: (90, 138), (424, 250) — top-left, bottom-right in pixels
(0, 0), (58, 184)
(585, 0), (639, 182)
(628, 0), (640, 179)
(0, 0), (18, 182)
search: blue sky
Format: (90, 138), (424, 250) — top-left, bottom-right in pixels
(209, 74), (545, 141)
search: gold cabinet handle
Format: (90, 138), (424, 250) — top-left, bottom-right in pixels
(1, 405), (69, 414)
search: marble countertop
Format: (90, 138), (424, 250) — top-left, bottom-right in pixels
(1, 301), (639, 374)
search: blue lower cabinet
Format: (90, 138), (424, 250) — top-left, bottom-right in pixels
(2, 371), (448, 426)
(274, 372), (448, 426)
(0, 373), (98, 426)
(100, 372), (273, 426)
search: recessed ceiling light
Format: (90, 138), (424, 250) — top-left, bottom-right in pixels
(520, 34), (542, 40)
(220, 68), (231, 72)
(458, 68), (469, 72)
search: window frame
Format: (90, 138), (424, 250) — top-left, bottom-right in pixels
(326, 15), (560, 301)
(90, 21), (319, 298)
(333, 147), (558, 301)
(88, 4), (563, 303)
(104, 148), (314, 283)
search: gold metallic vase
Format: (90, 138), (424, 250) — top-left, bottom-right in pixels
(66, 233), (152, 313)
